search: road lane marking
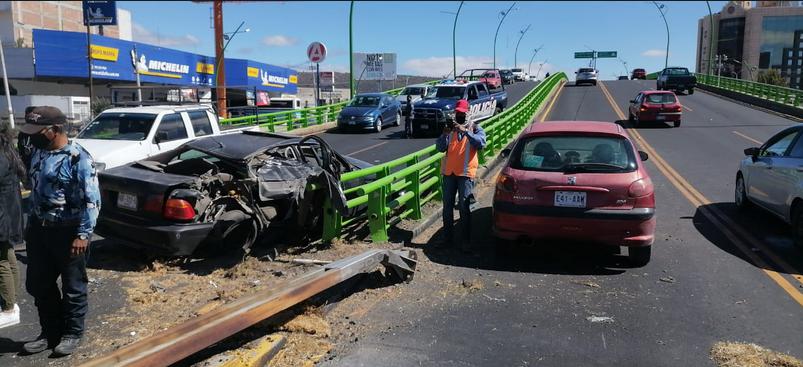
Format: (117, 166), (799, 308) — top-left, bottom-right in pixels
(346, 141), (388, 156)
(682, 105), (694, 112)
(539, 82), (564, 122)
(599, 81), (803, 306)
(732, 131), (763, 145)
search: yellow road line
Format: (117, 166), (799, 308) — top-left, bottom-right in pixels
(539, 82), (564, 122)
(347, 141), (388, 156)
(732, 131), (763, 145)
(599, 81), (803, 306)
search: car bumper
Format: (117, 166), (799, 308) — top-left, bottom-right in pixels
(639, 111), (681, 121)
(492, 203), (656, 247)
(95, 215), (215, 256)
(338, 120), (376, 130)
(411, 118), (445, 135)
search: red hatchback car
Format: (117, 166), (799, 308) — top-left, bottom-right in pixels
(492, 121), (656, 265)
(628, 90), (682, 128)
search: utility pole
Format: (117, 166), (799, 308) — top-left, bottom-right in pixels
(705, 1), (714, 76)
(0, 40), (13, 128)
(349, 0), (354, 99)
(85, 9), (94, 119)
(493, 2), (516, 70)
(214, 0), (226, 118)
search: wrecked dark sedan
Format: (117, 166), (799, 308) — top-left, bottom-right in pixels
(95, 131), (369, 257)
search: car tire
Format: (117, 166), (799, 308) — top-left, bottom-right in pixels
(374, 117), (382, 133)
(674, 120), (681, 128)
(735, 173), (752, 211)
(395, 111), (401, 127)
(688, 88), (694, 95)
(792, 204), (803, 250)
(592, 80), (597, 86)
(495, 106), (502, 115)
(628, 246), (651, 267)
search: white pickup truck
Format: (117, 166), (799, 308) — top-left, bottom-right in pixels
(75, 105), (254, 171)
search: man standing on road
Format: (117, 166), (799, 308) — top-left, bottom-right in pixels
(436, 99), (486, 249)
(17, 106), (101, 357)
(404, 94), (414, 138)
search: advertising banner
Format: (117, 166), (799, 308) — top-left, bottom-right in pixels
(225, 59), (298, 94)
(319, 71), (335, 92)
(353, 52), (397, 81)
(82, 0), (117, 26)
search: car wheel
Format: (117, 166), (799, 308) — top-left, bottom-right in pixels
(793, 204), (803, 249)
(374, 117), (382, 132)
(688, 88), (694, 95)
(735, 173), (752, 210)
(495, 106), (502, 115)
(592, 81), (597, 86)
(628, 246), (651, 267)
(674, 120), (681, 128)
(395, 111), (401, 127)
(628, 111), (634, 122)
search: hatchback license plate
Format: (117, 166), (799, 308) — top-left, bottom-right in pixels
(554, 191), (586, 208)
(420, 124), (429, 130)
(656, 115), (666, 120)
(117, 192), (137, 211)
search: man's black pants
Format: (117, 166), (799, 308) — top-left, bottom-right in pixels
(25, 222), (88, 339)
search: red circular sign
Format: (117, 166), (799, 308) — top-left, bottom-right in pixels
(307, 42), (327, 63)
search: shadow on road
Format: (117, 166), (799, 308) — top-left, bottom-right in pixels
(409, 207), (635, 276)
(693, 202), (803, 274)
(614, 119), (673, 130)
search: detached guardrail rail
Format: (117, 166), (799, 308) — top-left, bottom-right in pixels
(695, 73), (803, 109)
(323, 73), (567, 243)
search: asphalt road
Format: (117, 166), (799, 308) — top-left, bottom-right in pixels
(320, 80), (803, 366)
(321, 81), (540, 165)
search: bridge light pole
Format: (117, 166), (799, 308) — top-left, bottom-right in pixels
(450, 2), (464, 80)
(536, 59), (548, 79)
(652, 1), (670, 70)
(349, 0), (355, 99)
(617, 57), (629, 77)
(513, 24), (531, 69)
(493, 2), (516, 70)
(705, 0), (715, 76)
(527, 45), (543, 76)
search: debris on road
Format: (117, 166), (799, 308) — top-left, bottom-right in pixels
(586, 316), (615, 324)
(659, 276), (676, 284)
(483, 294), (507, 302)
(461, 278), (485, 292)
(571, 280), (601, 288)
(710, 341), (803, 367)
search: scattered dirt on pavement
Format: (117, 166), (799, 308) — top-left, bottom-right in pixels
(269, 307), (334, 367)
(710, 342), (803, 367)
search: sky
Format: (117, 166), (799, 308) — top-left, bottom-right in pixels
(119, 1), (732, 79)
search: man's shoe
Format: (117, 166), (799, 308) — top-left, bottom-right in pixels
(52, 337), (81, 357)
(22, 335), (51, 354)
(0, 304), (20, 329)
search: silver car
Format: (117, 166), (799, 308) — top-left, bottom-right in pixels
(735, 125), (803, 247)
(575, 67), (598, 86)
(395, 84), (431, 115)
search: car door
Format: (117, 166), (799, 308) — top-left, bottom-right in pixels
(765, 130), (803, 219)
(151, 112), (191, 154)
(381, 96), (393, 121)
(747, 129), (799, 212)
(630, 93), (643, 116)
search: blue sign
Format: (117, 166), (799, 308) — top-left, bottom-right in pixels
(32, 29), (299, 94)
(83, 0), (117, 26)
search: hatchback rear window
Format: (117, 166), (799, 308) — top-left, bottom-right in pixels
(634, 69), (645, 72)
(645, 93), (677, 104)
(579, 68), (594, 73)
(510, 135), (637, 173)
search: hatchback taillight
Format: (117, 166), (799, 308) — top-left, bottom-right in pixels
(496, 174), (516, 193)
(163, 198), (195, 221)
(629, 178), (655, 208)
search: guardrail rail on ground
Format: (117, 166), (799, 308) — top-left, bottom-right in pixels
(322, 72), (567, 243)
(695, 73), (803, 109)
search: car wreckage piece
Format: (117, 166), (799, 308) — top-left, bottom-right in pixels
(79, 249), (417, 367)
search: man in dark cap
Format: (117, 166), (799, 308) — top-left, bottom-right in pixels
(17, 106), (101, 357)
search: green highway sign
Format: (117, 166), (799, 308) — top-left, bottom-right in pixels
(597, 51), (618, 58)
(574, 52), (594, 59)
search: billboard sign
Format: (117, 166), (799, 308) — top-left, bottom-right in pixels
(226, 59), (298, 94)
(354, 52), (397, 81)
(319, 71), (335, 91)
(82, 0), (117, 26)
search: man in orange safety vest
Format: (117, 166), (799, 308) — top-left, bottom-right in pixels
(435, 99), (486, 249)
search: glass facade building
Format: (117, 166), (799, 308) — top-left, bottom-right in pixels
(760, 15), (803, 88)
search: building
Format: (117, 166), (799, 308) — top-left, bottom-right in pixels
(0, 1), (133, 46)
(697, 1), (803, 89)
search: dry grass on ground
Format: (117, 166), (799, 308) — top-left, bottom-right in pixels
(710, 342), (803, 367)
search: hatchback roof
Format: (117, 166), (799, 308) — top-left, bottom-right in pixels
(642, 90), (676, 95)
(523, 121), (625, 136)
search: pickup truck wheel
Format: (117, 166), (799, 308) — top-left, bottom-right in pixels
(374, 117), (382, 133)
(395, 111), (401, 127)
(688, 88), (694, 95)
(495, 106), (502, 115)
(628, 246), (651, 267)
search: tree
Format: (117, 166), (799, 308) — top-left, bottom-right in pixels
(756, 69), (788, 87)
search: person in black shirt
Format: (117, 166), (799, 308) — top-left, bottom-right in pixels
(0, 122), (24, 329)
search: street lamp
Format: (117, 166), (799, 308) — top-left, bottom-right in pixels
(652, 1), (670, 70)
(536, 59), (548, 79)
(223, 27), (250, 41)
(617, 57), (629, 77)
(442, 1), (465, 81)
(705, 1), (715, 76)
(349, 0), (355, 99)
(527, 45), (543, 76)
(493, 2), (516, 70)
(513, 24), (531, 69)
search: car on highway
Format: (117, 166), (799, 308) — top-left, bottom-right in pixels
(618, 76), (629, 80)
(736, 125), (803, 249)
(395, 84), (432, 116)
(575, 67), (598, 86)
(656, 67), (696, 94)
(527, 75), (540, 82)
(411, 80), (508, 137)
(337, 93), (401, 132)
(631, 68), (647, 80)
(493, 121), (655, 265)
(628, 90), (683, 128)
(95, 131), (370, 257)
(511, 68), (527, 82)
(459, 68), (504, 90)
(500, 69), (515, 85)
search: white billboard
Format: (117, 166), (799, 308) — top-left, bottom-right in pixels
(354, 52), (397, 81)
(319, 71), (335, 91)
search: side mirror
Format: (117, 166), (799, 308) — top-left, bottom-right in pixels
(501, 148), (512, 158)
(638, 151), (649, 161)
(630, 99), (636, 104)
(154, 131), (168, 144)
(744, 147), (760, 157)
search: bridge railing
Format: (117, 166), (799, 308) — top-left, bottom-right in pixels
(695, 73), (803, 109)
(322, 72), (568, 243)
(218, 80), (442, 132)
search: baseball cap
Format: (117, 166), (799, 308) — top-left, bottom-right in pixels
(455, 99), (469, 113)
(19, 106), (67, 134)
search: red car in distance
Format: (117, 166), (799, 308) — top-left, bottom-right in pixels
(493, 121), (656, 266)
(631, 68), (647, 80)
(628, 90), (683, 128)
(480, 70), (503, 90)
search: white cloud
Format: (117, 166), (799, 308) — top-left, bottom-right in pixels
(262, 35), (298, 47)
(642, 49), (669, 57)
(132, 22), (200, 48)
(403, 56), (497, 77)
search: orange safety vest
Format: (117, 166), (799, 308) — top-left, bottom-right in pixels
(442, 131), (479, 178)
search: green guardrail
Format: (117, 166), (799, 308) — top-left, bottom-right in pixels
(646, 71), (659, 80)
(695, 73), (803, 109)
(218, 80), (442, 132)
(321, 72), (568, 243)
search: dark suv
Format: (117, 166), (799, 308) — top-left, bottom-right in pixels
(631, 68), (647, 80)
(500, 69), (514, 85)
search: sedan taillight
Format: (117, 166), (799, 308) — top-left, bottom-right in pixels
(164, 198), (195, 221)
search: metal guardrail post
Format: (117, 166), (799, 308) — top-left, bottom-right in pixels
(409, 154), (422, 220)
(322, 199), (341, 243)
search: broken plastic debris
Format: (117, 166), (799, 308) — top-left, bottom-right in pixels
(659, 276), (676, 283)
(586, 316), (614, 323)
